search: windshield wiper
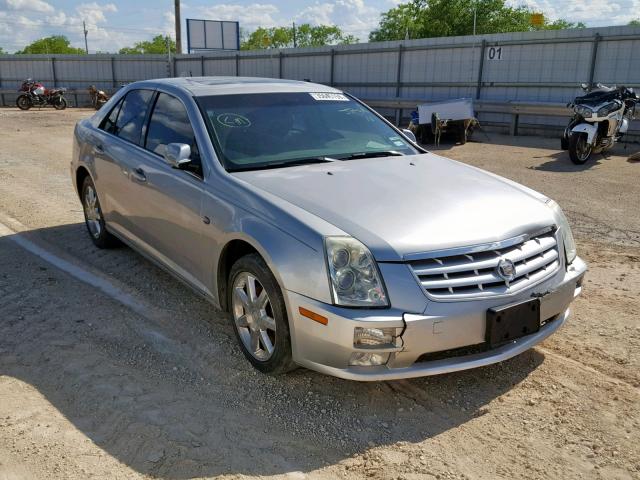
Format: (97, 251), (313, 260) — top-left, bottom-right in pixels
(281, 156), (338, 166)
(227, 156), (337, 172)
(338, 150), (405, 160)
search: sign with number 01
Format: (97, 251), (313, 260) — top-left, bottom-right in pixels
(487, 46), (503, 60)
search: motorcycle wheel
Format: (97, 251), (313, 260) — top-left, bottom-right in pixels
(16, 95), (32, 111)
(53, 97), (67, 110)
(568, 132), (592, 164)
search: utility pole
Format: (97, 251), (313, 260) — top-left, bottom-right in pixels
(292, 22), (297, 48)
(473, 7), (477, 35)
(174, 0), (182, 54)
(83, 20), (89, 54)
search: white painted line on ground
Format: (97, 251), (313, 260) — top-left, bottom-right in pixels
(0, 219), (153, 321)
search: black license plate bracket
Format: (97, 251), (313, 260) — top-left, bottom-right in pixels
(486, 298), (541, 348)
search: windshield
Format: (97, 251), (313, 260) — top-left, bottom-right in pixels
(197, 92), (419, 171)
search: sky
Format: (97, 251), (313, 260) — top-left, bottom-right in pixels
(0, 0), (639, 53)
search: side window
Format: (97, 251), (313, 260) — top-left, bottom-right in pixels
(100, 98), (124, 135)
(113, 89), (154, 145)
(145, 93), (202, 176)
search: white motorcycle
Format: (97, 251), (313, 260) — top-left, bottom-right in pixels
(561, 83), (638, 164)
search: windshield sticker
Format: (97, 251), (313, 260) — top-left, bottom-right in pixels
(309, 92), (349, 102)
(216, 113), (251, 128)
(366, 140), (388, 149)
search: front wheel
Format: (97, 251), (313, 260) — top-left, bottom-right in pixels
(16, 95), (32, 110)
(53, 97), (67, 110)
(228, 253), (295, 375)
(568, 132), (593, 164)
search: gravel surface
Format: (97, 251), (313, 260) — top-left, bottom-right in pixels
(0, 109), (638, 479)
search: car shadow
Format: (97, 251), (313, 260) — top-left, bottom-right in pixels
(0, 223), (546, 478)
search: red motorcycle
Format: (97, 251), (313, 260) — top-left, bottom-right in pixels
(16, 79), (67, 110)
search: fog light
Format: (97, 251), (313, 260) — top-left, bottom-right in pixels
(354, 327), (395, 346)
(349, 352), (390, 366)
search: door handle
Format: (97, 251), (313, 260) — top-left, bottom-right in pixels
(132, 167), (147, 183)
(93, 144), (104, 154)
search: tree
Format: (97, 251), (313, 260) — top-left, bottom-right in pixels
(369, 0), (584, 42)
(629, 19), (640, 26)
(0, 47), (5, 54)
(119, 35), (175, 54)
(16, 35), (85, 54)
(241, 24), (357, 50)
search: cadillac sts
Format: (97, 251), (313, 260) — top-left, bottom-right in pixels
(71, 77), (587, 380)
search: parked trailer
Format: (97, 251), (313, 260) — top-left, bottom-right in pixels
(410, 98), (478, 145)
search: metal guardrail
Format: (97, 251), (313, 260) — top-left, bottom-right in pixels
(362, 98), (571, 135)
(362, 98), (640, 139)
(1, 88), (636, 140)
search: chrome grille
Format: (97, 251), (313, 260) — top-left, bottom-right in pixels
(409, 230), (560, 300)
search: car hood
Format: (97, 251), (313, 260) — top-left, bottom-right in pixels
(232, 153), (556, 261)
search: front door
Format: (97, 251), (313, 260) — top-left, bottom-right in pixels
(121, 92), (211, 295)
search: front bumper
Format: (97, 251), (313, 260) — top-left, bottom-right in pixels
(285, 256), (586, 381)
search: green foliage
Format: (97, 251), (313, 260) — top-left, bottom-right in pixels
(629, 19), (640, 26)
(119, 35), (176, 54)
(16, 35), (85, 54)
(369, 0), (585, 42)
(241, 24), (357, 50)
(0, 46), (5, 54)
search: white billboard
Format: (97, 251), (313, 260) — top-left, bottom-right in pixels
(186, 19), (240, 52)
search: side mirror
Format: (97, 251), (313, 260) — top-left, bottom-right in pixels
(163, 143), (191, 168)
(402, 128), (417, 144)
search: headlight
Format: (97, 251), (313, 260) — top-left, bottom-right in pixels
(546, 199), (577, 265)
(597, 101), (620, 117)
(325, 236), (388, 307)
(574, 105), (592, 118)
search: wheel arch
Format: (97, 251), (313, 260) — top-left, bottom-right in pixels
(217, 238), (263, 312)
(75, 166), (91, 198)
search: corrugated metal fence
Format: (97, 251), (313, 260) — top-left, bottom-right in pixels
(1, 25), (639, 135)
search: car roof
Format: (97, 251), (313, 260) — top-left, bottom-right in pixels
(131, 76), (342, 97)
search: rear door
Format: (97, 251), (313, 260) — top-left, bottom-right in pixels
(93, 88), (155, 239)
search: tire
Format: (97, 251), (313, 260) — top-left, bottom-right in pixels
(53, 97), (67, 110)
(568, 132), (592, 164)
(81, 176), (119, 248)
(16, 95), (32, 111)
(228, 253), (295, 375)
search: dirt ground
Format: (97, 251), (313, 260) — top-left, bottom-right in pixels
(0, 108), (638, 480)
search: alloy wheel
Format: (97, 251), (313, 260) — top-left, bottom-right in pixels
(232, 272), (277, 361)
(575, 135), (592, 162)
(83, 185), (102, 239)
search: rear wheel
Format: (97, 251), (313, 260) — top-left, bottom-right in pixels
(228, 253), (295, 375)
(53, 97), (67, 110)
(81, 176), (119, 248)
(16, 95), (32, 110)
(568, 132), (592, 164)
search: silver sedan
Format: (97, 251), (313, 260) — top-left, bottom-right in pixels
(71, 77), (587, 380)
